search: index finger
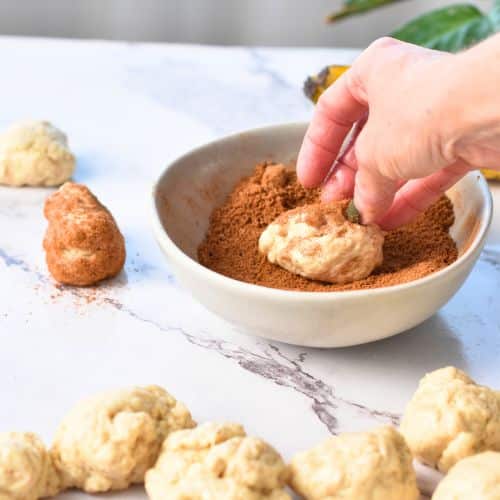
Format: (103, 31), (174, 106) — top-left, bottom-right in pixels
(297, 71), (367, 188)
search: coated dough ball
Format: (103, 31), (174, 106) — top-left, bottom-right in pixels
(0, 120), (75, 186)
(259, 202), (384, 284)
(145, 422), (291, 500)
(51, 385), (195, 493)
(0, 432), (60, 499)
(400, 366), (500, 472)
(43, 182), (126, 286)
(289, 426), (419, 500)
(432, 452), (500, 500)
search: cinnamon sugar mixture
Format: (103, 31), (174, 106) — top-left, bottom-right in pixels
(197, 162), (458, 292)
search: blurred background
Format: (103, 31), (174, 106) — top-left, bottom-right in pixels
(0, 0), (491, 47)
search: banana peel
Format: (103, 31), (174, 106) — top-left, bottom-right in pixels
(481, 169), (500, 180)
(304, 64), (499, 181)
(303, 65), (349, 104)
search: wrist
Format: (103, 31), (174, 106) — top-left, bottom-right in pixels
(439, 35), (500, 166)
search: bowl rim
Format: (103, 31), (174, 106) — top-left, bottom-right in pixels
(151, 121), (493, 303)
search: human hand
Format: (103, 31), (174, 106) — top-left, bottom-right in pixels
(297, 36), (500, 229)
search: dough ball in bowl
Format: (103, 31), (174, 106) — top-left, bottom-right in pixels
(0, 432), (60, 499)
(289, 426), (419, 500)
(43, 182), (126, 286)
(400, 366), (500, 472)
(259, 202), (384, 284)
(0, 120), (75, 187)
(145, 421), (291, 500)
(433, 451), (500, 499)
(51, 385), (195, 493)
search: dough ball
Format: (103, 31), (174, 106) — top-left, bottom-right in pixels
(145, 421), (291, 500)
(259, 202), (384, 284)
(289, 426), (419, 500)
(432, 452), (500, 500)
(0, 432), (60, 499)
(0, 120), (75, 186)
(43, 182), (126, 286)
(400, 366), (500, 472)
(50, 385), (195, 493)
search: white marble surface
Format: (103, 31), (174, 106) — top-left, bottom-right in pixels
(0, 37), (499, 499)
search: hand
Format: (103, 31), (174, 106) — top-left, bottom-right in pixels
(296, 36), (500, 229)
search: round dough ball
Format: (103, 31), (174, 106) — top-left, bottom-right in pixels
(0, 432), (60, 499)
(400, 366), (500, 472)
(289, 426), (419, 500)
(432, 452), (500, 500)
(50, 385), (195, 493)
(0, 120), (75, 186)
(258, 202), (384, 284)
(145, 422), (291, 500)
(43, 182), (126, 286)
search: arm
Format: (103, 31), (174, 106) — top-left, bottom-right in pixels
(297, 34), (500, 229)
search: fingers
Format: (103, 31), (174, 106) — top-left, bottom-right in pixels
(321, 145), (357, 201)
(378, 160), (472, 230)
(297, 71), (367, 188)
(321, 117), (367, 201)
(353, 163), (400, 224)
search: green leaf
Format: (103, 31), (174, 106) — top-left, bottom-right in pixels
(327, 0), (406, 22)
(345, 200), (361, 224)
(391, 4), (494, 52)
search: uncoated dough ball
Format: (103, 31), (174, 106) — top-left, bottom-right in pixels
(289, 426), (419, 500)
(50, 385), (195, 493)
(432, 452), (500, 500)
(145, 421), (291, 500)
(0, 432), (60, 500)
(43, 182), (126, 286)
(258, 202), (384, 284)
(0, 120), (75, 186)
(400, 366), (500, 472)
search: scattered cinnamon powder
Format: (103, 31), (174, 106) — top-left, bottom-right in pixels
(197, 162), (458, 292)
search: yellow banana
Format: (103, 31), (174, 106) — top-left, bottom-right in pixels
(304, 64), (499, 181)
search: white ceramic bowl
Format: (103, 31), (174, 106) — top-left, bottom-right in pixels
(151, 123), (492, 347)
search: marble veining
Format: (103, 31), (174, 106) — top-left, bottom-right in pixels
(0, 246), (399, 434)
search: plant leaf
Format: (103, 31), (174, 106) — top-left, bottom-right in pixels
(391, 4), (494, 52)
(327, 0), (406, 22)
(345, 200), (361, 224)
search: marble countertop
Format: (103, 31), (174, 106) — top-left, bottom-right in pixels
(0, 37), (498, 499)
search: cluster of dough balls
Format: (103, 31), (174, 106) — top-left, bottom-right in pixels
(43, 182), (126, 286)
(0, 121), (75, 187)
(3, 369), (499, 499)
(259, 202), (384, 284)
(284, 367), (500, 500)
(0, 386), (195, 500)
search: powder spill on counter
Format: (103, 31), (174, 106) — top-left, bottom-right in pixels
(197, 162), (458, 292)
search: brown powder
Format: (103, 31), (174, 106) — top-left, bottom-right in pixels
(197, 162), (458, 292)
